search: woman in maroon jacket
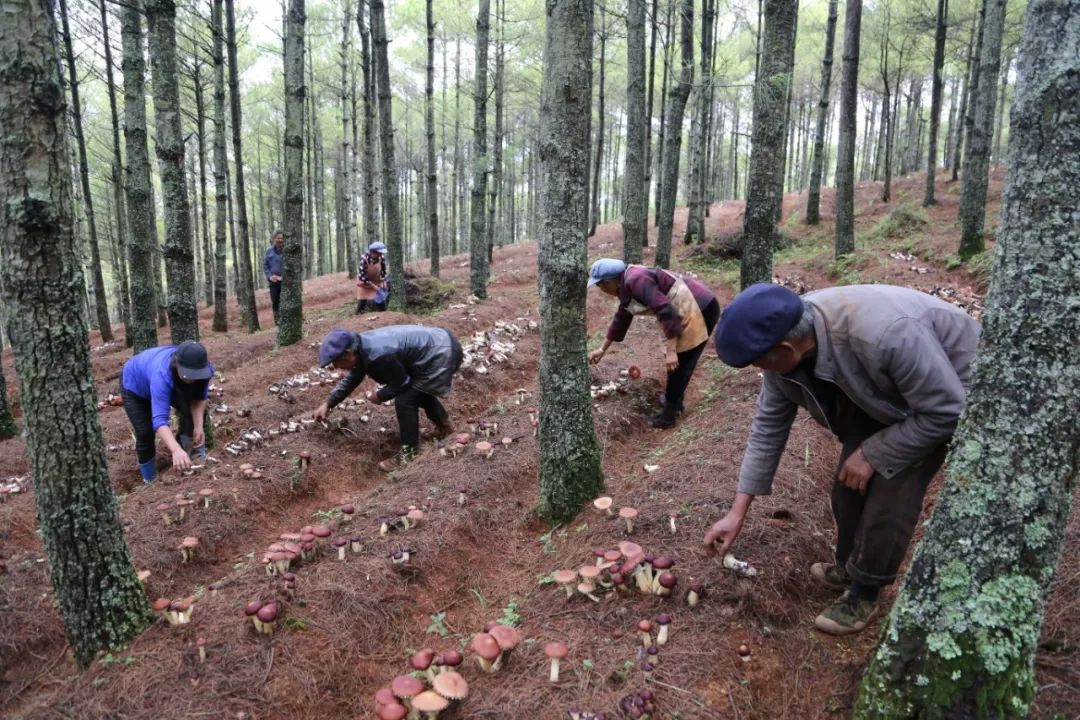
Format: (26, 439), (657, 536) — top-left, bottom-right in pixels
(587, 258), (720, 428)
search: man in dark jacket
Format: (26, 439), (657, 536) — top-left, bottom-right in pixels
(703, 283), (981, 635)
(313, 326), (463, 471)
(264, 230), (285, 325)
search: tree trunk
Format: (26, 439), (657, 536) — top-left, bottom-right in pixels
(923, 0), (949, 206)
(536, 0), (604, 524)
(303, 38), (316, 280)
(953, 10), (981, 183)
(340, 0), (355, 276)
(685, 0), (714, 244)
(192, 55), (215, 310)
(0, 0), (153, 666)
(211, 0), (229, 332)
(805, 0), (839, 225)
(313, 78), (328, 277)
(655, 0), (693, 269)
(425, 0), (440, 276)
(145, 0), (198, 344)
(642, 0), (659, 238)
(99, 0), (132, 346)
(486, 0), (505, 259)
(277, 0), (306, 346)
(992, 54), (1010, 163)
(857, 0), (1080, 711)
(371, 0), (405, 310)
(958, 0), (1007, 258)
(588, 12), (606, 238)
(654, 0), (674, 228)
(452, 36), (462, 255)
(622, 0), (648, 264)
(469, 0), (490, 298)
(59, 0), (113, 342)
(120, 2), (159, 352)
(225, 0), (260, 331)
(358, 0), (378, 255)
(834, 0), (862, 258)
(0, 352), (15, 440)
(739, 0), (799, 289)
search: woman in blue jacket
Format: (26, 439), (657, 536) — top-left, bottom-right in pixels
(121, 341), (215, 483)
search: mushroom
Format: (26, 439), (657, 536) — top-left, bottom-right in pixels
(311, 526), (332, 549)
(244, 599), (263, 632)
(196, 637), (207, 663)
(175, 498), (195, 520)
(686, 580), (705, 608)
(406, 508), (425, 528)
(151, 597), (171, 622)
(340, 503), (355, 516)
(298, 450), (311, 471)
(376, 703), (408, 720)
(657, 572), (677, 596)
(475, 441), (494, 459)
(637, 619), (652, 647)
(333, 537), (348, 560)
(501, 436), (513, 449)
(649, 556), (674, 594)
(553, 569), (578, 598)
(457, 487), (467, 505)
(411, 690), (449, 719)
(627, 365), (642, 380)
(489, 624), (521, 666)
(619, 506), (638, 534)
(654, 614), (672, 646)
(472, 632), (502, 673)
(723, 553), (759, 577)
(156, 502), (173, 526)
(667, 510), (678, 535)
(137, 569), (151, 586)
(603, 549), (622, 566)
(198, 488), (215, 509)
(431, 669), (469, 700)
(610, 572), (627, 593)
(350, 534), (363, 553)
(577, 581), (600, 603)
(171, 597), (194, 625)
(738, 643), (751, 662)
(374, 686), (397, 709)
(545, 641), (568, 683)
(453, 432), (471, 446)
(592, 548), (608, 567)
(592, 496), (614, 515)
(256, 602), (278, 634)
(409, 648), (437, 683)
(646, 645), (660, 666)
(438, 650), (464, 674)
(179, 536), (199, 563)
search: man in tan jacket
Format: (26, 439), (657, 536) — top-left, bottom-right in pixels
(704, 283), (981, 635)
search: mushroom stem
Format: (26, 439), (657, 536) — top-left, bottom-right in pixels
(657, 625), (669, 646)
(669, 515), (677, 534)
(623, 517), (634, 533)
(549, 657), (561, 683)
(337, 546), (346, 561)
(458, 491), (466, 506)
(198, 644), (206, 662)
(161, 512), (171, 526)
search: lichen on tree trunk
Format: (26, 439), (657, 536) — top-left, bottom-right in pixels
(0, 0), (153, 667)
(856, 0), (1080, 713)
(277, 0), (306, 347)
(536, 0), (604, 524)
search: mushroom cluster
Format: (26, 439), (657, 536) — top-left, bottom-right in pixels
(388, 544), (416, 566)
(374, 648), (470, 719)
(223, 429), (266, 456)
(466, 417), (500, 438)
(618, 689), (656, 719)
(470, 623), (521, 673)
(178, 536), (199, 563)
(460, 321), (524, 376)
(152, 595), (197, 626)
(244, 599), (279, 634)
(238, 463), (264, 480)
(379, 506), (426, 535)
(589, 380), (627, 401)
(551, 542), (681, 602)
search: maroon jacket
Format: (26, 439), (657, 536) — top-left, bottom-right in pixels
(606, 266), (717, 342)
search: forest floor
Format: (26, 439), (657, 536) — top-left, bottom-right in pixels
(2, 167), (1078, 720)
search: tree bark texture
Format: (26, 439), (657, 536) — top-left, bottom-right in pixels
(952, 18), (977, 182)
(469, 0), (491, 298)
(739, 0), (798, 289)
(0, 0), (153, 667)
(340, 0), (355, 275)
(537, 0), (604, 524)
(857, 0), (1080, 712)
(588, 12), (606, 238)
(958, 0), (1008, 257)
(923, 0), (949, 206)
(0, 354), (15, 440)
(192, 53), (214, 310)
(621, 0), (647, 264)
(225, 0), (260, 331)
(358, 1), (378, 255)
(371, 0), (405, 310)
(834, 0), (862, 258)
(145, 0), (198, 344)
(278, 0), (306, 346)
(120, 1), (159, 352)
(685, 0), (715, 244)
(805, 0), (838, 225)
(425, 0), (440, 277)
(655, 0), (694, 269)
(211, 0), (229, 332)
(486, 0), (505, 259)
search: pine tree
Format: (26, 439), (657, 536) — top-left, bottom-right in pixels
(857, 0), (1080, 711)
(0, 0), (153, 666)
(211, 0), (229, 332)
(655, 0), (693, 269)
(685, 0), (715, 245)
(0, 334), (16, 440)
(536, 0), (604, 523)
(621, 0), (648, 264)
(805, 0), (838, 225)
(358, 0), (378, 254)
(923, 0), (949, 206)
(340, 0), (355, 274)
(469, 0), (491, 298)
(426, 0), (440, 277)
(278, 0), (306, 347)
(834, 0), (863, 258)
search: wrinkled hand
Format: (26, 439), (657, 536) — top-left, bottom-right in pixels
(703, 511), (744, 557)
(665, 350), (679, 373)
(587, 349), (605, 365)
(172, 449), (193, 471)
(313, 402), (330, 422)
(192, 429), (205, 450)
(838, 447), (875, 495)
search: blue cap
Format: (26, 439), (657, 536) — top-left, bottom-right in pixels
(714, 284), (804, 368)
(588, 258), (626, 288)
(368, 242), (387, 255)
(319, 328), (356, 367)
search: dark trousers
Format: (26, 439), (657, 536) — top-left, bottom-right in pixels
(356, 298), (387, 314)
(829, 396), (948, 587)
(122, 389), (195, 463)
(393, 333), (463, 452)
(661, 299), (722, 417)
(269, 281), (282, 324)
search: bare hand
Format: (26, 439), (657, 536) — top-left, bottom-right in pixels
(172, 449), (193, 471)
(838, 447), (875, 495)
(665, 351), (679, 373)
(587, 349), (605, 365)
(192, 429), (205, 450)
(703, 511), (744, 557)
(313, 402), (330, 422)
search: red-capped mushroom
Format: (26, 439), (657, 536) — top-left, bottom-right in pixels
(411, 690), (449, 719)
(333, 537), (348, 560)
(619, 506), (638, 533)
(472, 632), (501, 673)
(432, 669), (469, 699)
(738, 643), (751, 662)
(553, 569), (578, 598)
(655, 614), (672, 646)
(376, 702), (408, 720)
(198, 488), (215, 509)
(390, 674), (425, 702)
(256, 602), (278, 634)
(686, 580), (705, 608)
(637, 619), (652, 647)
(545, 641), (568, 682)
(592, 496), (613, 515)
(409, 647), (437, 682)
(298, 450), (311, 471)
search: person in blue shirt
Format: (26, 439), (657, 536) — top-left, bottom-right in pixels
(264, 230), (285, 325)
(120, 341), (215, 483)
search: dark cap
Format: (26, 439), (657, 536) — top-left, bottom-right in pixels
(318, 328), (355, 368)
(174, 341), (213, 381)
(714, 284), (804, 368)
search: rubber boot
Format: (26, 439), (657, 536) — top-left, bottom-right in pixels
(139, 459), (157, 484)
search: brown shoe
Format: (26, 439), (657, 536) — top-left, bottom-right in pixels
(814, 593), (879, 635)
(377, 447), (415, 472)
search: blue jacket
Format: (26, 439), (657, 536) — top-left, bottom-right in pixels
(121, 346), (214, 431)
(264, 245), (284, 281)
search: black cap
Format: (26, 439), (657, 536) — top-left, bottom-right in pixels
(174, 341), (213, 381)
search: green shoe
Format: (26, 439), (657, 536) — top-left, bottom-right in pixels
(814, 594), (879, 635)
(810, 562), (851, 592)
